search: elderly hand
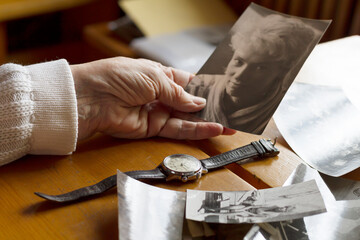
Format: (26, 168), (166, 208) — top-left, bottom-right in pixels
(71, 57), (236, 140)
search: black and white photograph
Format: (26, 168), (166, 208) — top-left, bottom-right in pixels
(185, 180), (326, 224)
(274, 82), (360, 177)
(320, 173), (360, 201)
(185, 3), (330, 134)
(280, 163), (360, 240)
(117, 170), (186, 240)
(303, 199), (360, 240)
(244, 219), (309, 240)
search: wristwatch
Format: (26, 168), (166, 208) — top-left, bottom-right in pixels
(35, 139), (279, 202)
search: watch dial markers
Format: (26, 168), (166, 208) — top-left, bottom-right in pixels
(163, 154), (201, 173)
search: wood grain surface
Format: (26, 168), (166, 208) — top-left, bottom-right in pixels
(1, 120), (358, 239)
(0, 133), (256, 239)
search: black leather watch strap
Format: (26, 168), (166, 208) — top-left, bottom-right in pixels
(125, 168), (166, 180)
(35, 168), (166, 202)
(201, 139), (279, 170)
(34, 139), (278, 203)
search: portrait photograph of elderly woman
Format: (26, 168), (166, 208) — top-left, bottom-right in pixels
(186, 3), (330, 134)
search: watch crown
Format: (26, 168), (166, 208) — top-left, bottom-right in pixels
(181, 176), (188, 182)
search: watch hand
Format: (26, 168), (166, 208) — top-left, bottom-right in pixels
(180, 166), (189, 171)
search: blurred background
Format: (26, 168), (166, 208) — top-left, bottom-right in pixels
(0, 0), (359, 66)
(0, 0), (122, 65)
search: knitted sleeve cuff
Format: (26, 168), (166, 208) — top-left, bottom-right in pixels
(26, 59), (78, 155)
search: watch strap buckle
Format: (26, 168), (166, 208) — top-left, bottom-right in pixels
(251, 139), (279, 158)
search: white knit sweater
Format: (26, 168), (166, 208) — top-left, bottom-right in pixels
(0, 59), (78, 166)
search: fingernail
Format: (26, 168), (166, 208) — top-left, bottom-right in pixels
(222, 127), (237, 135)
(192, 96), (206, 106)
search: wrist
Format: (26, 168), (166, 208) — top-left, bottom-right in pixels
(70, 63), (100, 141)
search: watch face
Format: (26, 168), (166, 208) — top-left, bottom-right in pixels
(163, 154), (201, 173)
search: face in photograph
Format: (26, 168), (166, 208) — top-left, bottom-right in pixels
(224, 42), (285, 107)
(223, 13), (317, 107)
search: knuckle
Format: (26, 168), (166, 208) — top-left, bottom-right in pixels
(172, 84), (185, 99)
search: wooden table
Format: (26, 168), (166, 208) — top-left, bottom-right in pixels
(0, 119), (303, 239)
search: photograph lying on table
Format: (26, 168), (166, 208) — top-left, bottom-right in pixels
(274, 82), (360, 176)
(186, 180), (326, 224)
(245, 164), (360, 240)
(185, 3), (330, 134)
(117, 170), (186, 240)
(244, 218), (309, 240)
(320, 173), (360, 201)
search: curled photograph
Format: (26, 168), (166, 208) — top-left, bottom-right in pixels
(117, 170), (186, 240)
(245, 164), (360, 240)
(186, 180), (326, 224)
(274, 82), (360, 177)
(186, 3), (330, 134)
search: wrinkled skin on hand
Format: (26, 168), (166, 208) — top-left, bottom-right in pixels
(71, 57), (236, 140)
